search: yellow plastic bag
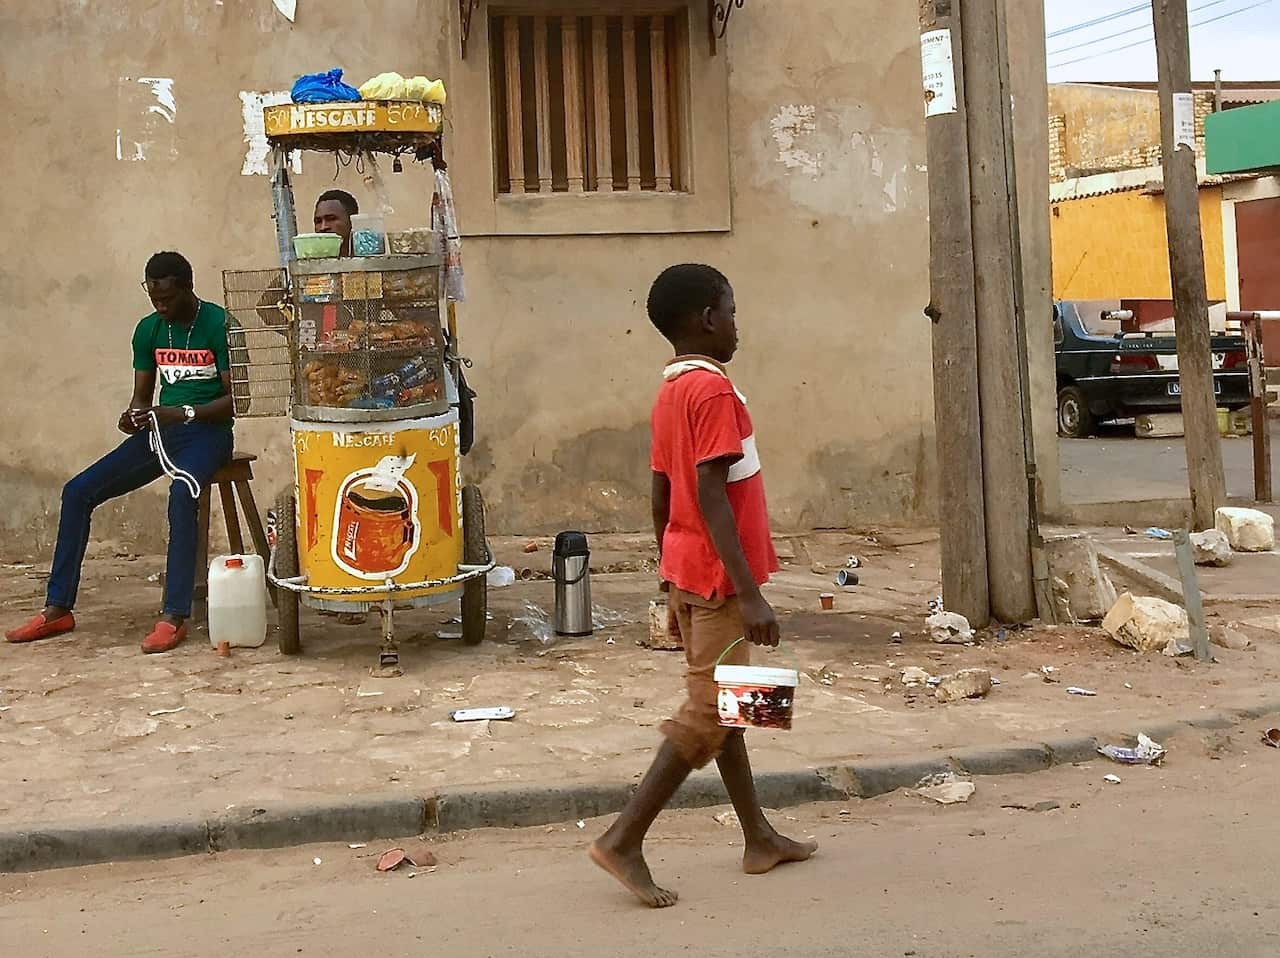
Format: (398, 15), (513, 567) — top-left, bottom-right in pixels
(403, 76), (447, 104)
(358, 72), (407, 100)
(359, 72), (447, 104)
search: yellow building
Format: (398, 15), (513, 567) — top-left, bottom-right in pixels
(1050, 166), (1227, 303)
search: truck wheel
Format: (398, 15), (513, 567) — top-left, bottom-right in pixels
(273, 489), (302, 655)
(1057, 385), (1093, 438)
(461, 484), (488, 646)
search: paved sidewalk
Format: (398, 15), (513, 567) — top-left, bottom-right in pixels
(1060, 423), (1278, 504)
(3, 528), (1278, 840)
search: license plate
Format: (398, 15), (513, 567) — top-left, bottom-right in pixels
(1167, 381), (1222, 396)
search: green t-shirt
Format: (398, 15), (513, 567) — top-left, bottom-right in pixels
(132, 300), (233, 431)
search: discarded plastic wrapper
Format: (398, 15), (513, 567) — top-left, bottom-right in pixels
(450, 707), (515, 722)
(487, 566), (516, 587)
(1098, 733), (1166, 766)
(512, 601), (553, 644)
(1103, 774), (1122, 784)
(592, 605), (629, 628)
(1144, 527), (1173, 540)
(1066, 687), (1097, 697)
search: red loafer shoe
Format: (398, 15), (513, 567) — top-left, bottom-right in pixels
(142, 621), (187, 654)
(5, 612), (76, 643)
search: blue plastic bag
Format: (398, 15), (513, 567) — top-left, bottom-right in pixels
(291, 68), (361, 104)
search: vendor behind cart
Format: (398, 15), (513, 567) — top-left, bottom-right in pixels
(255, 190), (359, 327)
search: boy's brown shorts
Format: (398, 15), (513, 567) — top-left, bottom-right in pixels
(660, 588), (750, 769)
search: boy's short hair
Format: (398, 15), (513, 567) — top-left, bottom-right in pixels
(646, 264), (729, 340)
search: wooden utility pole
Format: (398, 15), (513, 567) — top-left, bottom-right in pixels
(1153, 0), (1226, 530)
(919, 0), (991, 628)
(959, 0), (1037, 622)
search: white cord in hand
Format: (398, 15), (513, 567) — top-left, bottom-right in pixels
(147, 411), (201, 500)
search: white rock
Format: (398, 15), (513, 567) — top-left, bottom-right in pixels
(1189, 529), (1234, 567)
(1102, 592), (1189, 654)
(1215, 507), (1276, 553)
(901, 666), (932, 687)
(919, 781), (976, 804)
(1211, 626), (1253, 651)
(934, 669), (993, 703)
(926, 610), (974, 644)
(1044, 534), (1118, 621)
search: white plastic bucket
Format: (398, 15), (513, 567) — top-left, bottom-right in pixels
(714, 663), (798, 730)
(208, 554), (268, 649)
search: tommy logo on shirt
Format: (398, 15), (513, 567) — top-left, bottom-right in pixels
(154, 348), (217, 385)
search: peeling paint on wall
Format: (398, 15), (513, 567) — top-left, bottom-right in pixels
(239, 91), (302, 175)
(115, 76), (177, 161)
(756, 106), (922, 220)
(769, 104), (822, 178)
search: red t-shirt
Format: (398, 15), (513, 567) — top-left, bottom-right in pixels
(651, 359), (778, 600)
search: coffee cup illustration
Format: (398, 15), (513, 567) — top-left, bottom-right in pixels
(332, 454), (421, 579)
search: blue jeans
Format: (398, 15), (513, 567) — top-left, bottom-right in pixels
(46, 424), (233, 618)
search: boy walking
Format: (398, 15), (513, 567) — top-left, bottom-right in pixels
(589, 264), (816, 908)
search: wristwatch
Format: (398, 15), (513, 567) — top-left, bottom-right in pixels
(182, 405), (196, 424)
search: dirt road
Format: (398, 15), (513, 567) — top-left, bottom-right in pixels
(5, 528), (1280, 830)
(6, 725), (1279, 957)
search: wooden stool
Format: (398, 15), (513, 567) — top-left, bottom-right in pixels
(166, 452), (271, 617)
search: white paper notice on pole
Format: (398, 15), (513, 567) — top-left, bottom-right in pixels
(1173, 92), (1195, 151)
(921, 30), (958, 117)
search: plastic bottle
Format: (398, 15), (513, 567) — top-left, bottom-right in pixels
(208, 554), (268, 648)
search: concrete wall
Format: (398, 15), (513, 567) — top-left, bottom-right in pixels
(1051, 187), (1227, 301)
(1048, 84), (1213, 182)
(0, 1), (1050, 557)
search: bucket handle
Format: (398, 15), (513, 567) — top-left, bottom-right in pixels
(715, 636), (800, 671)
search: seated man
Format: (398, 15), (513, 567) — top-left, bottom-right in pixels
(6, 252), (235, 653)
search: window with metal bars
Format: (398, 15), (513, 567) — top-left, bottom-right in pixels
(489, 11), (688, 195)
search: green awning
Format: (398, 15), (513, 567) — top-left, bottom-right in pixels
(1205, 99), (1280, 175)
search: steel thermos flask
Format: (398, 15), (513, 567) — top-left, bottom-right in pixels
(552, 531), (593, 636)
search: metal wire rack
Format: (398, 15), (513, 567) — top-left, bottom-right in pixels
(291, 262), (445, 419)
(222, 268), (293, 418)
(223, 260), (446, 422)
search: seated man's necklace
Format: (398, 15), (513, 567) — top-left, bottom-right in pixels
(167, 298), (202, 350)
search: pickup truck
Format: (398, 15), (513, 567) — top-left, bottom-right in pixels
(1055, 301), (1250, 438)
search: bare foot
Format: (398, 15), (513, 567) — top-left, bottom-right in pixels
(589, 840), (679, 908)
(743, 833), (819, 875)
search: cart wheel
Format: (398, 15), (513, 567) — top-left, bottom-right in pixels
(273, 488), (302, 655)
(461, 484), (488, 646)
